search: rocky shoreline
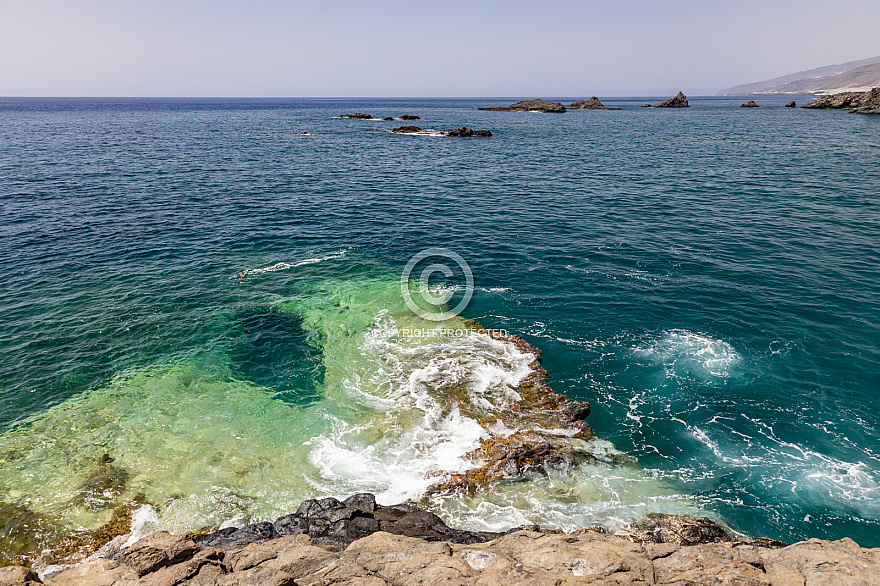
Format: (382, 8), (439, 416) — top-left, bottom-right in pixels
(4, 493), (879, 585)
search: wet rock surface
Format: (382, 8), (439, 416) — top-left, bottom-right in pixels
(10, 500), (878, 586)
(478, 98), (566, 112)
(741, 100), (759, 108)
(398, 114), (420, 120)
(654, 91), (690, 107)
(196, 494), (499, 551)
(391, 125), (423, 133)
(785, 100), (797, 107)
(338, 113), (373, 119)
(441, 127), (492, 137)
(567, 97), (621, 110)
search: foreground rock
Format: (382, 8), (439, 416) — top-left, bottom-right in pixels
(338, 113), (373, 119)
(196, 494), (499, 551)
(852, 87), (880, 114)
(478, 98), (566, 113)
(785, 100), (797, 107)
(12, 498), (880, 586)
(741, 100), (759, 107)
(567, 97), (621, 110)
(654, 91), (690, 107)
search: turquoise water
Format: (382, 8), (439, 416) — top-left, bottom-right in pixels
(1, 97), (879, 551)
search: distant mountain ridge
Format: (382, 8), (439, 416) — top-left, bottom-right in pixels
(718, 56), (880, 95)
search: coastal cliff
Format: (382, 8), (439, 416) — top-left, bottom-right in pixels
(5, 495), (879, 585)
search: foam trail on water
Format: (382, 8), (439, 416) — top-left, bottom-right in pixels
(237, 250), (347, 277)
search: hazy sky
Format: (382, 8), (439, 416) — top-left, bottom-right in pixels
(2, 0), (879, 97)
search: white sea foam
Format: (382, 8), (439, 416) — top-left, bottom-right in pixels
(237, 250), (346, 277)
(634, 329), (740, 380)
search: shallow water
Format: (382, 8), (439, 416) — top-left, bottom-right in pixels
(1, 96), (879, 552)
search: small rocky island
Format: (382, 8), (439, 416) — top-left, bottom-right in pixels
(8, 493), (880, 585)
(567, 97), (621, 110)
(338, 113), (374, 119)
(392, 126), (492, 137)
(785, 100), (797, 108)
(652, 92), (690, 107)
(478, 98), (566, 113)
(741, 100), (759, 108)
(802, 88), (880, 113)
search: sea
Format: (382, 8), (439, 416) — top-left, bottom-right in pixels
(1, 96), (878, 559)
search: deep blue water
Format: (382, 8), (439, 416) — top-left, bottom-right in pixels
(1, 96), (879, 550)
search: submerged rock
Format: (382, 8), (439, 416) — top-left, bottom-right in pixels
(440, 127), (492, 137)
(338, 113), (373, 119)
(391, 126), (423, 133)
(382, 116), (394, 121)
(398, 114), (421, 120)
(626, 513), (737, 546)
(741, 100), (759, 108)
(785, 100), (797, 107)
(654, 91), (690, 107)
(478, 98), (566, 113)
(801, 92), (866, 109)
(852, 87), (880, 114)
(567, 97), (622, 110)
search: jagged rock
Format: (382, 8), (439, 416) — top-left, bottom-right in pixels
(655, 91), (690, 107)
(0, 565), (39, 584)
(478, 99), (566, 113)
(641, 103), (652, 107)
(567, 97), (622, 110)
(195, 494), (499, 551)
(116, 531), (202, 576)
(852, 87), (880, 114)
(398, 114), (421, 120)
(785, 100), (797, 107)
(741, 100), (759, 108)
(391, 126), (423, 133)
(441, 127), (492, 137)
(802, 92), (866, 109)
(29, 522), (880, 586)
(338, 113), (373, 119)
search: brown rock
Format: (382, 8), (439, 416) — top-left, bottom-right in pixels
(654, 543), (769, 585)
(43, 558), (138, 586)
(741, 100), (760, 107)
(398, 114), (421, 120)
(478, 99), (566, 113)
(785, 100), (797, 107)
(852, 87), (880, 114)
(802, 92), (866, 109)
(567, 97), (622, 110)
(441, 127), (492, 137)
(116, 531), (201, 576)
(655, 91), (690, 107)
(391, 126), (424, 133)
(338, 113), (373, 119)
(0, 565), (40, 585)
(762, 538), (880, 586)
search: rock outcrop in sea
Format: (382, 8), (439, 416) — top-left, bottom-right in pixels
(741, 100), (759, 108)
(398, 114), (420, 120)
(9, 494), (880, 585)
(338, 113), (373, 119)
(785, 100), (797, 108)
(801, 92), (867, 109)
(567, 97), (621, 110)
(851, 87), (880, 114)
(654, 92), (690, 107)
(802, 87), (880, 114)
(391, 127), (492, 137)
(477, 99), (567, 113)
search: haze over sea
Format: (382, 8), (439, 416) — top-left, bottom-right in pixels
(1, 96), (879, 556)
